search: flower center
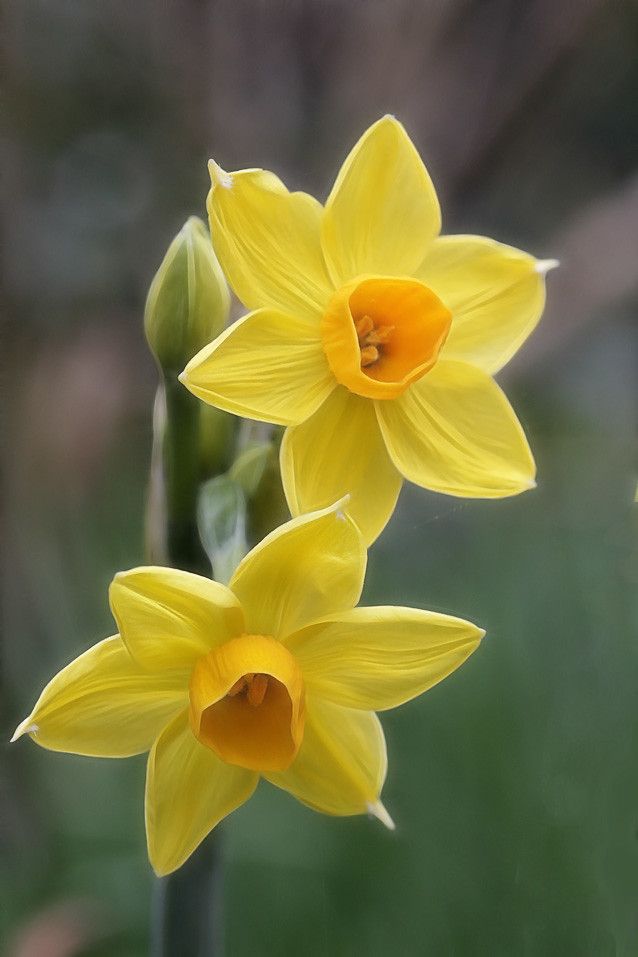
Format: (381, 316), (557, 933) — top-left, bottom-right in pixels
(355, 314), (395, 367)
(227, 672), (270, 707)
(189, 634), (305, 772)
(321, 276), (452, 400)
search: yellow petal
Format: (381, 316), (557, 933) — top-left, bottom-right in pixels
(417, 235), (551, 374)
(321, 115), (441, 285)
(280, 387), (402, 545)
(110, 567), (244, 671)
(11, 636), (187, 757)
(265, 696), (387, 817)
(180, 308), (335, 426)
(376, 359), (536, 498)
(145, 710), (257, 875)
(208, 166), (332, 319)
(287, 607), (484, 710)
(229, 501), (365, 640)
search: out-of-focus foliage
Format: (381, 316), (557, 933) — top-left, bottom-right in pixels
(3, 1), (637, 954)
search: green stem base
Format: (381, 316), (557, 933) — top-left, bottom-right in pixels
(151, 831), (223, 956)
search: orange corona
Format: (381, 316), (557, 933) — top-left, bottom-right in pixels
(189, 635), (305, 772)
(320, 276), (451, 400)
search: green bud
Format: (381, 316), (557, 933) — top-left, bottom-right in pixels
(144, 216), (230, 374)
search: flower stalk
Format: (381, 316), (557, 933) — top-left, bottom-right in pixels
(144, 219), (232, 955)
(151, 826), (223, 957)
(148, 378), (226, 957)
(162, 374), (209, 574)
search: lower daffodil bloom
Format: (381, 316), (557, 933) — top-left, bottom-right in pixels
(12, 502), (483, 875)
(181, 115), (557, 544)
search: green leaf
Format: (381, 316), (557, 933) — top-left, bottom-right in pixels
(229, 443), (272, 499)
(196, 475), (248, 585)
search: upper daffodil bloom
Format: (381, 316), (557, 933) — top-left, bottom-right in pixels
(180, 115), (557, 544)
(12, 502), (483, 875)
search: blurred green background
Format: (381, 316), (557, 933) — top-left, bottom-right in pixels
(3, 2), (637, 955)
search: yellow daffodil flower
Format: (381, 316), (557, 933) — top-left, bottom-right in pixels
(12, 502), (483, 875)
(181, 115), (557, 544)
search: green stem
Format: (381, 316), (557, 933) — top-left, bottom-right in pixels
(151, 833), (223, 957)
(149, 373), (223, 955)
(162, 374), (208, 573)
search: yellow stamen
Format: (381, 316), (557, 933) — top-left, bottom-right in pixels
(356, 314), (396, 369)
(246, 673), (269, 708)
(355, 314), (374, 339)
(367, 325), (394, 345)
(360, 345), (379, 367)
(226, 672), (269, 706)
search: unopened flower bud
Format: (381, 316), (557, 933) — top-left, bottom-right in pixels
(144, 217), (230, 374)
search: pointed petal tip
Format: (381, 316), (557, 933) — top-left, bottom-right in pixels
(10, 720), (38, 743)
(377, 113), (403, 134)
(149, 857), (173, 879)
(535, 258), (560, 275)
(208, 158), (233, 190)
(178, 363), (198, 387)
(333, 493), (352, 522)
(368, 800), (396, 831)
